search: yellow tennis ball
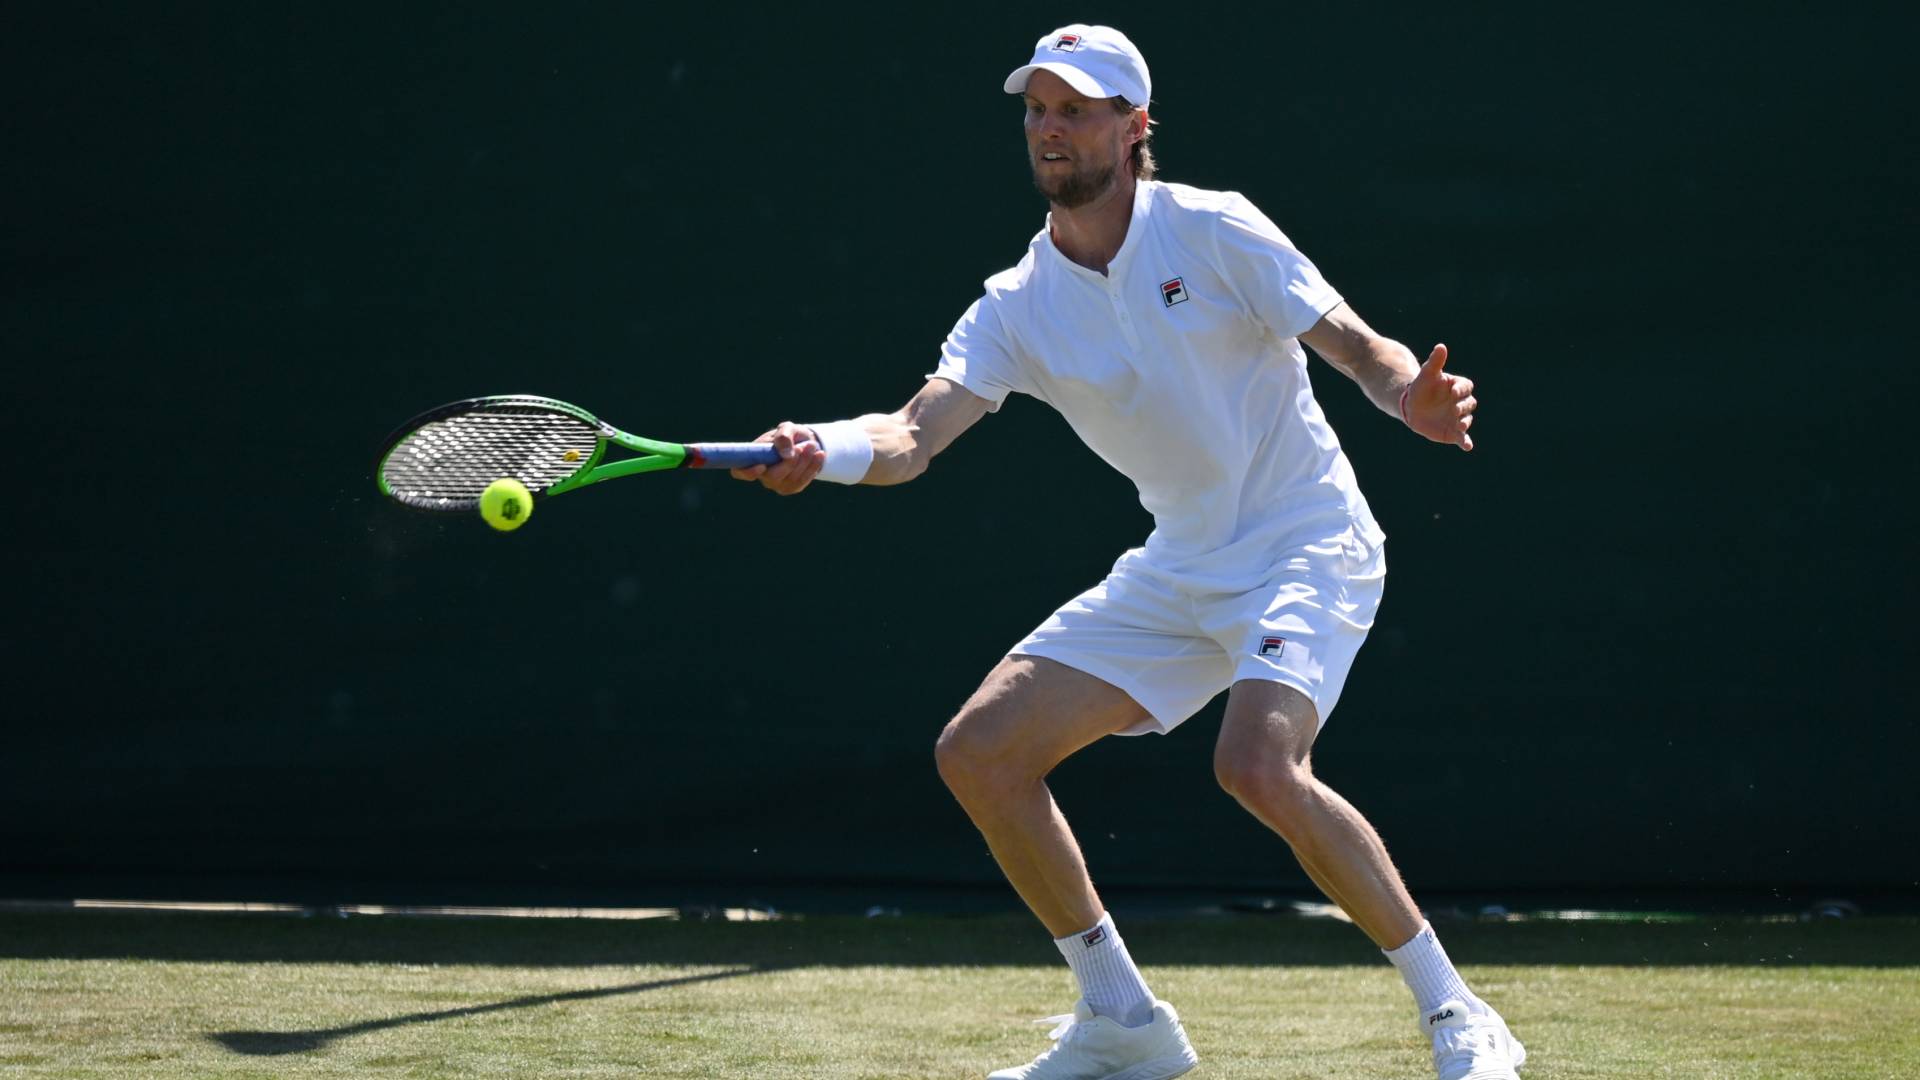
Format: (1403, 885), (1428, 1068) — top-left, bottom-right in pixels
(479, 478), (533, 532)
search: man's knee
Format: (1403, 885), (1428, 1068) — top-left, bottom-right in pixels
(936, 655), (1143, 804)
(934, 709), (1020, 801)
(1215, 745), (1319, 833)
(932, 715), (977, 791)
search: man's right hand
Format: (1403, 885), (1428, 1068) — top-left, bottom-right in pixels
(730, 421), (826, 495)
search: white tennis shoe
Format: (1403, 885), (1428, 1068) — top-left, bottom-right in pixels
(987, 998), (1199, 1080)
(1422, 999), (1526, 1080)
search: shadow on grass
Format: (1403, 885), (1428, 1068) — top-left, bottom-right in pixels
(3, 910), (1918, 969)
(207, 965), (771, 1056)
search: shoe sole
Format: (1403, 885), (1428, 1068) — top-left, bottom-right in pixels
(986, 1055), (1197, 1080)
(1101, 1050), (1200, 1080)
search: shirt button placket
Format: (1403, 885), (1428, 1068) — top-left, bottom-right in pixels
(1110, 283), (1138, 349)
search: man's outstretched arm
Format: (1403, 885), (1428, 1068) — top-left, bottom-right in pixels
(1300, 301), (1478, 452)
(730, 377), (995, 494)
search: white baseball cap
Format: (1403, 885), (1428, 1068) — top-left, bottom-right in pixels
(1003, 24), (1151, 108)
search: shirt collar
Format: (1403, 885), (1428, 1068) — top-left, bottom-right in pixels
(1042, 178), (1155, 279)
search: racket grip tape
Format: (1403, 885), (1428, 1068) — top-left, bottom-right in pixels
(683, 442), (783, 469)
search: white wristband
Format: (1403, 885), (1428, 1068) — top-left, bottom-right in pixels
(806, 419), (873, 485)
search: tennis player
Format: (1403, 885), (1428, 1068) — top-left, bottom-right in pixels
(733, 24), (1520, 1080)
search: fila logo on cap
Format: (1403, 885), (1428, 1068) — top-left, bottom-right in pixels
(1259, 636), (1286, 657)
(1051, 33), (1082, 51)
(1160, 277), (1189, 307)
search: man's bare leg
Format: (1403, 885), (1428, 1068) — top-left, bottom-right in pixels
(934, 654), (1151, 937)
(1214, 679), (1524, 1080)
(939, 656), (1201, 1045)
(1212, 679), (1422, 948)
(938, 655), (1202, 1078)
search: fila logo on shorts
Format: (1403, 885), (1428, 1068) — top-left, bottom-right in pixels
(1080, 925), (1107, 947)
(1051, 33), (1082, 51)
(1259, 636), (1286, 657)
(1160, 277), (1188, 306)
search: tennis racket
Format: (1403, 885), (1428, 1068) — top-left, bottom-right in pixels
(376, 394), (780, 511)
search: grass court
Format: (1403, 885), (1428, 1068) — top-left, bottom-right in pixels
(3, 909), (1917, 1078)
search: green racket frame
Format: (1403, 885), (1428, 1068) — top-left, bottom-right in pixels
(376, 394), (779, 511)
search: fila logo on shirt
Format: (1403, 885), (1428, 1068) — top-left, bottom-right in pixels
(1259, 636), (1286, 657)
(1080, 925), (1107, 948)
(1051, 33), (1082, 51)
(1160, 277), (1189, 307)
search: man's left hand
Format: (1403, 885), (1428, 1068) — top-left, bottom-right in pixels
(1401, 344), (1475, 452)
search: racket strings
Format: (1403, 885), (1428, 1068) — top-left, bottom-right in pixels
(381, 408), (598, 509)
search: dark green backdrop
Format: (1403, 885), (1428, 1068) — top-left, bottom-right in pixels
(5, 5), (1915, 906)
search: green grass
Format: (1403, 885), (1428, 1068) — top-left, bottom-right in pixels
(2, 911), (1918, 1078)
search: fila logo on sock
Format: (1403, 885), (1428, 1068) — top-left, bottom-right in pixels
(1080, 926), (1107, 948)
(1051, 33), (1082, 51)
(1160, 277), (1189, 306)
(1259, 636), (1286, 657)
(1427, 1007), (1456, 1027)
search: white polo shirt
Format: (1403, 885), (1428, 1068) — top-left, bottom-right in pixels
(933, 179), (1384, 592)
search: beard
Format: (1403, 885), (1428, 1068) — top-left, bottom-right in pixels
(1032, 156), (1118, 210)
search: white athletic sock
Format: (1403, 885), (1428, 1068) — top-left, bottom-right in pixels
(1383, 921), (1478, 1014)
(1054, 912), (1155, 1027)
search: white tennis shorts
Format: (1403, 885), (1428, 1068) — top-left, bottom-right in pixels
(1010, 538), (1386, 735)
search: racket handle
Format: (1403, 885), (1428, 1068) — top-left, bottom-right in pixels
(684, 442), (783, 469)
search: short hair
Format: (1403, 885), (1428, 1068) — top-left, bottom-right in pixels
(1113, 99), (1157, 181)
